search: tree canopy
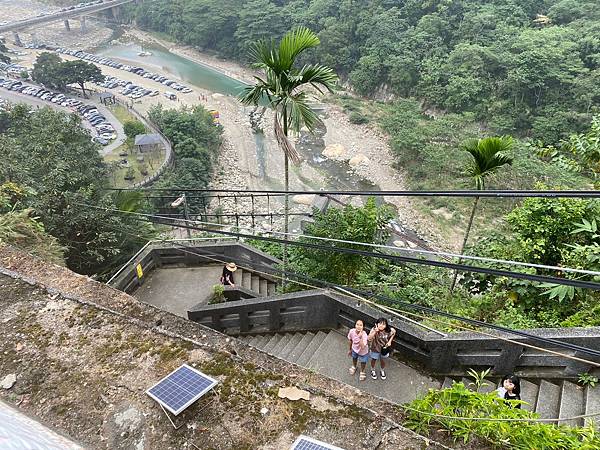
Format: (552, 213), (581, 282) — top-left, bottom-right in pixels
(32, 52), (104, 96)
(130, 0), (600, 142)
(0, 105), (153, 276)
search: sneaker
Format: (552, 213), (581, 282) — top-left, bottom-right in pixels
(349, 366), (356, 375)
(380, 369), (386, 380)
(359, 372), (366, 381)
(371, 370), (377, 380)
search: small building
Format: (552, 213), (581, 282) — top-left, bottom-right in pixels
(134, 133), (162, 153)
(99, 91), (115, 105)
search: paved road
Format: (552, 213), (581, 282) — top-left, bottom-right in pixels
(0, 87), (125, 154)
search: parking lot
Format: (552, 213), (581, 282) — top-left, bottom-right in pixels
(56, 48), (193, 100)
(0, 77), (124, 153)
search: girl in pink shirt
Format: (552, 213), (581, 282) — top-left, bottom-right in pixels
(347, 319), (369, 381)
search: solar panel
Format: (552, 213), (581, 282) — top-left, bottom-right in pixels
(290, 435), (345, 450)
(146, 364), (218, 415)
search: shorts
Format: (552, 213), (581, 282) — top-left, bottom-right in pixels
(370, 351), (389, 360)
(351, 350), (368, 363)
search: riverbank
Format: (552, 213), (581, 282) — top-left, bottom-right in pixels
(122, 28), (446, 249)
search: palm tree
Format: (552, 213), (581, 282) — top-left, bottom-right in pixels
(239, 27), (338, 276)
(450, 136), (514, 292)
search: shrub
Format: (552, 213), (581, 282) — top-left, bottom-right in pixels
(405, 381), (600, 449)
(349, 111), (369, 124)
(209, 284), (225, 305)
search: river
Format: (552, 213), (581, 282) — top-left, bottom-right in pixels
(96, 39), (380, 195)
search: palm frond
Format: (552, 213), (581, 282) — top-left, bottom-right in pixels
(291, 64), (338, 94)
(274, 113), (301, 165)
(239, 80), (271, 106)
(284, 93), (321, 134)
(463, 136), (514, 190)
(279, 27), (320, 70)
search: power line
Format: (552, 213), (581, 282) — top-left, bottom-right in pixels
(74, 202), (600, 291)
(105, 187), (600, 198)
(150, 236), (600, 362)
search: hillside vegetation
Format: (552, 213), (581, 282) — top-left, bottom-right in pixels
(129, 0), (600, 142)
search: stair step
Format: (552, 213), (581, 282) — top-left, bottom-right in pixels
(270, 334), (293, 357)
(247, 335), (261, 346)
(286, 332), (315, 364)
(242, 270), (251, 289)
(279, 333), (304, 360)
(262, 334), (283, 353)
(251, 275), (259, 292)
(585, 386), (600, 427)
(254, 334), (272, 350)
(267, 282), (276, 296)
(296, 331), (329, 367)
(559, 381), (585, 426)
(259, 279), (268, 296)
(535, 380), (561, 421)
(442, 377), (454, 389)
(520, 379), (539, 412)
(306, 331), (342, 371)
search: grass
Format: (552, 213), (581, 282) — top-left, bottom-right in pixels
(109, 104), (137, 124)
(104, 145), (165, 188)
(103, 104), (166, 187)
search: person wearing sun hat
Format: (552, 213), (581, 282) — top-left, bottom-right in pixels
(220, 262), (237, 287)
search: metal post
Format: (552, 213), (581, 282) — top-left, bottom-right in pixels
(182, 194), (191, 239)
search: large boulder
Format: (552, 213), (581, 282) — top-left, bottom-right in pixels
(349, 154), (370, 167)
(292, 194), (316, 206)
(322, 143), (345, 158)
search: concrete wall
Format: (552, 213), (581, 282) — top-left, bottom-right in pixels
(110, 241), (600, 379)
(187, 289), (600, 379)
(108, 240), (281, 294)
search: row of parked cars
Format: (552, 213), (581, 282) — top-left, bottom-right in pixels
(59, 1), (104, 12)
(55, 48), (194, 94)
(0, 78), (116, 145)
(96, 75), (160, 99)
(76, 104), (116, 145)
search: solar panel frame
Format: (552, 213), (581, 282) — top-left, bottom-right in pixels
(146, 364), (218, 416)
(290, 435), (345, 450)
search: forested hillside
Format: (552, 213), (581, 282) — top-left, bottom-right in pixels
(130, 0), (600, 142)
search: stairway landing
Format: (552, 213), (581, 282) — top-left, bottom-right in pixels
(241, 329), (441, 405)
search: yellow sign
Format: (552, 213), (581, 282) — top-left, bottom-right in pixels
(136, 263), (143, 279)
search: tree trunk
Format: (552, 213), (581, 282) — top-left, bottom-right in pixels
(450, 196), (479, 292)
(282, 109), (289, 289)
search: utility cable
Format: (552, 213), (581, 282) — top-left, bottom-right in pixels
(73, 202), (600, 358)
(132, 233), (600, 363)
(105, 187), (600, 198)
(72, 202), (600, 291)
(136, 238), (600, 421)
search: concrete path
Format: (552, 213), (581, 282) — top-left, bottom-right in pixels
(134, 266), (222, 317)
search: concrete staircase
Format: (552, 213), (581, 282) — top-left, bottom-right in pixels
(240, 330), (600, 425)
(441, 375), (600, 426)
(239, 329), (441, 405)
(234, 267), (276, 297)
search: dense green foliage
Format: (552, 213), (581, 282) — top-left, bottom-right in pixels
(0, 41), (10, 64)
(148, 105), (222, 214)
(123, 119), (146, 140)
(406, 379), (600, 449)
(130, 0), (600, 141)
(32, 52), (104, 96)
(0, 183), (65, 265)
(0, 105), (153, 275)
(250, 198), (394, 286)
